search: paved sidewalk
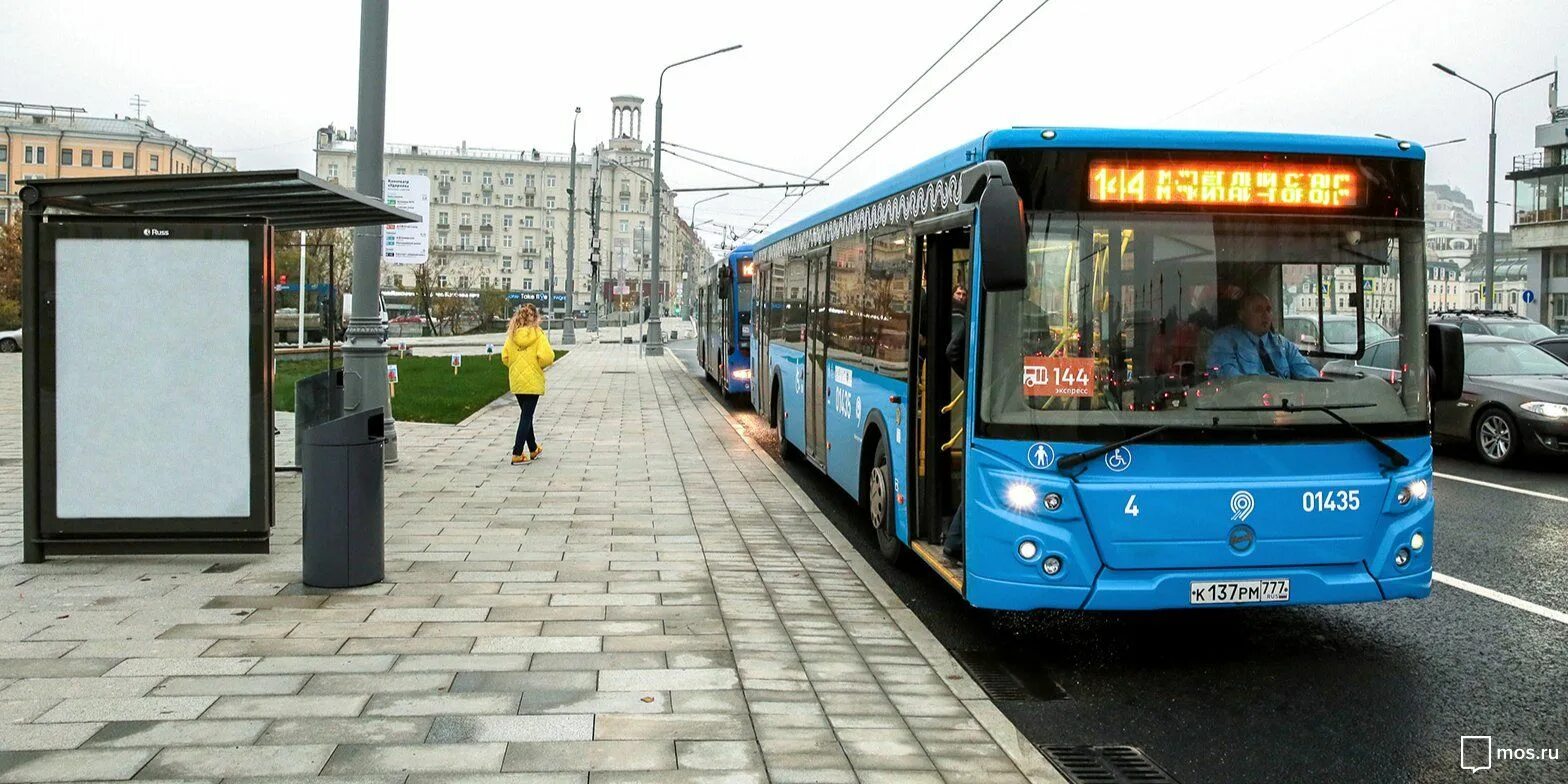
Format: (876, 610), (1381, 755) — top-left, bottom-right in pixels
(0, 347), (1061, 783)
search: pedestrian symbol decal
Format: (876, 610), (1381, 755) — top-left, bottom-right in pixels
(1027, 442), (1055, 470)
(1104, 447), (1132, 472)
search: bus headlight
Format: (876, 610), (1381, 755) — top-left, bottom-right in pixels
(1042, 492), (1063, 511)
(1017, 540), (1039, 560)
(1396, 478), (1429, 505)
(1410, 531), (1425, 551)
(1042, 555), (1063, 576)
(1394, 548), (1411, 568)
(1005, 483), (1038, 511)
(1521, 401), (1568, 418)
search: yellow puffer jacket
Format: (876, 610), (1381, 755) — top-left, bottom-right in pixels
(501, 326), (549, 395)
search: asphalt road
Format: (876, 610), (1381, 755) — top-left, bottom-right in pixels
(668, 339), (1568, 784)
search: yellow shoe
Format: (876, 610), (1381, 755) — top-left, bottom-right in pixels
(530, 447), (543, 460)
(511, 453), (530, 465)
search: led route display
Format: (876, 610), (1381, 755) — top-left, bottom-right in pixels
(1088, 160), (1360, 208)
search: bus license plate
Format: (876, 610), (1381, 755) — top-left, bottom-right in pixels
(1189, 579), (1291, 605)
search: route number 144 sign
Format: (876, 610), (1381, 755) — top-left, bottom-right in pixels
(1023, 356), (1094, 397)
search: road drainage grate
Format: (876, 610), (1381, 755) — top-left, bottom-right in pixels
(952, 650), (1066, 702)
(1039, 745), (1180, 784)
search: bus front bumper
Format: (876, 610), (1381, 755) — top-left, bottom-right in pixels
(966, 563), (1431, 611)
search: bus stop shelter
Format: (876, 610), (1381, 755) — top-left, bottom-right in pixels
(18, 170), (417, 563)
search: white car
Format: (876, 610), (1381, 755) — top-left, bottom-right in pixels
(0, 328), (20, 353)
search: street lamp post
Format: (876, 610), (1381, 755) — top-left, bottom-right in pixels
(687, 193), (726, 316)
(563, 107), (582, 345)
(647, 43), (742, 356)
(1432, 63), (1557, 309)
(546, 232), (555, 327)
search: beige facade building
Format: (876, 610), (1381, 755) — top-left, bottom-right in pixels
(313, 96), (712, 317)
(1, 101), (237, 222)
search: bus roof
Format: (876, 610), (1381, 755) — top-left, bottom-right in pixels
(727, 244), (755, 262)
(753, 127), (1426, 251)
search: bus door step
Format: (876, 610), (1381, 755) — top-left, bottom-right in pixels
(910, 539), (964, 593)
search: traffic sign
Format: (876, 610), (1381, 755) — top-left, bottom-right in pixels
(1523, 289), (1536, 304)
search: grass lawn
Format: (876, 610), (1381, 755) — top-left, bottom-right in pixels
(274, 351), (566, 424)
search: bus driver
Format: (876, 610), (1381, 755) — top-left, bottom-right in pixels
(1206, 291), (1320, 380)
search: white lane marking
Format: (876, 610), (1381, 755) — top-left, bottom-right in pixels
(1433, 572), (1568, 626)
(1434, 472), (1568, 504)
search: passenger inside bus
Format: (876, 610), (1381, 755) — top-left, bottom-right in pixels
(1206, 291), (1320, 380)
(942, 284), (968, 563)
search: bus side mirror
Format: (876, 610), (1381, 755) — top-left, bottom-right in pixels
(1428, 322), (1464, 402)
(960, 161), (1027, 293)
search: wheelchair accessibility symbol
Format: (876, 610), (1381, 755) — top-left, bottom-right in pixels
(1027, 442), (1055, 470)
(1104, 447), (1133, 472)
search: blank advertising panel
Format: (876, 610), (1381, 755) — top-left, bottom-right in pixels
(53, 237), (253, 519)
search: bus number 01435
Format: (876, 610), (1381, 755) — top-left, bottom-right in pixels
(1302, 490), (1359, 512)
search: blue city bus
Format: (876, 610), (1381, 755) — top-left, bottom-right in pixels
(697, 245), (756, 396)
(751, 128), (1464, 611)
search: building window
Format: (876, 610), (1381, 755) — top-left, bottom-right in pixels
(502, 277), (511, 289)
(395, 167), (406, 174)
(524, 259), (534, 272)
(438, 275), (448, 287)
(150, 154), (159, 171)
(459, 276), (469, 288)
(502, 257), (511, 269)
(503, 235), (514, 248)
(0, 144), (6, 162)
(621, 201), (630, 212)
(523, 278), (533, 290)
(545, 215), (555, 230)
(438, 233), (448, 246)
(481, 213), (492, 227)
(438, 211), (449, 226)
(61, 149), (73, 166)
(523, 236), (535, 251)
(23, 145), (33, 164)
(546, 174), (557, 188)
(102, 152), (113, 168)
(393, 274), (404, 287)
(123, 152), (134, 169)
(328, 163), (338, 178)
(503, 215), (513, 228)
(462, 171), (472, 183)
(546, 196), (556, 209)
(619, 219), (629, 232)
(525, 174), (536, 187)
(417, 168), (428, 176)
(461, 192), (471, 204)
(504, 173), (514, 186)
(503, 195), (514, 206)
(525, 194), (536, 208)
(523, 215), (534, 228)
(460, 233), (471, 248)
(482, 193), (492, 206)
(483, 173), (492, 186)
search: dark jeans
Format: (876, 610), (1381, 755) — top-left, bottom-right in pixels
(513, 394), (540, 454)
(943, 507), (964, 560)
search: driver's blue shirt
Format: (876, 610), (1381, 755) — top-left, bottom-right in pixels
(1207, 326), (1320, 380)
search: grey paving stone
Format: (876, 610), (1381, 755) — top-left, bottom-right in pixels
(200, 638), (345, 657)
(322, 742), (507, 775)
(364, 692), (519, 717)
(468, 636), (601, 654)
(31, 696), (216, 723)
(0, 722), (104, 751)
(302, 671), (454, 695)
(150, 674), (308, 696)
(428, 714), (594, 743)
(450, 670), (597, 693)
(84, 718), (269, 748)
(139, 743), (335, 779)
(405, 774), (586, 784)
(247, 654), (396, 674)
(258, 716), (433, 746)
(0, 676), (162, 701)
(204, 694), (368, 718)
(0, 748), (156, 783)
(517, 690), (669, 715)
(676, 740), (764, 770)
(102, 656), (259, 678)
(391, 653), (534, 672)
(594, 713), (756, 741)
(339, 637), (476, 655)
(0, 658), (120, 679)
(599, 668), (739, 692)
(500, 740), (676, 772)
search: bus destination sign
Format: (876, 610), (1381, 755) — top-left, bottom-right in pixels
(1088, 161), (1360, 209)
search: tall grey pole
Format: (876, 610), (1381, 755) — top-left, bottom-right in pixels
(546, 232), (555, 327)
(346, 0), (397, 462)
(297, 231), (307, 348)
(1485, 106), (1497, 309)
(646, 44), (741, 356)
(588, 147), (602, 334)
(647, 95), (666, 355)
(562, 107), (581, 345)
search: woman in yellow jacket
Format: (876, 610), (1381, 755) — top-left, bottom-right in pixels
(501, 304), (553, 464)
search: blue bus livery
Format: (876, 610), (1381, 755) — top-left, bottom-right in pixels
(751, 127), (1464, 611)
(697, 245), (756, 396)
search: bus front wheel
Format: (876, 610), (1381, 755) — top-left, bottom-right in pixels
(774, 381), (802, 461)
(866, 438), (904, 565)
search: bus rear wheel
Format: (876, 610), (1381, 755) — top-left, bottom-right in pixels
(866, 438), (903, 565)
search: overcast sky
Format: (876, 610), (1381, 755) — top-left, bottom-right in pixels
(4, 0), (1564, 245)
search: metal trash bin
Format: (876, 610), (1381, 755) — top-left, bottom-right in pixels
(301, 408), (386, 588)
(294, 369), (344, 467)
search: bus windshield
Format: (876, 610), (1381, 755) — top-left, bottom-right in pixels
(979, 212), (1427, 436)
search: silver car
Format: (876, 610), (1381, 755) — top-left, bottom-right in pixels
(0, 328), (20, 353)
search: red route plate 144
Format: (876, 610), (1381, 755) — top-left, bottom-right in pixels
(1023, 355), (1094, 397)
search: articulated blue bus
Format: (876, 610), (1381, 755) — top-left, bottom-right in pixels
(751, 127), (1464, 611)
(696, 245), (756, 396)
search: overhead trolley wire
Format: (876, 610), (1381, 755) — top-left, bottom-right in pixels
(745, 0), (1010, 238)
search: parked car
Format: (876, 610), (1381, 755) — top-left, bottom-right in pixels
(0, 328), (20, 353)
(1282, 313), (1392, 364)
(1326, 334), (1568, 465)
(1430, 309), (1558, 342)
(1535, 334), (1568, 363)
